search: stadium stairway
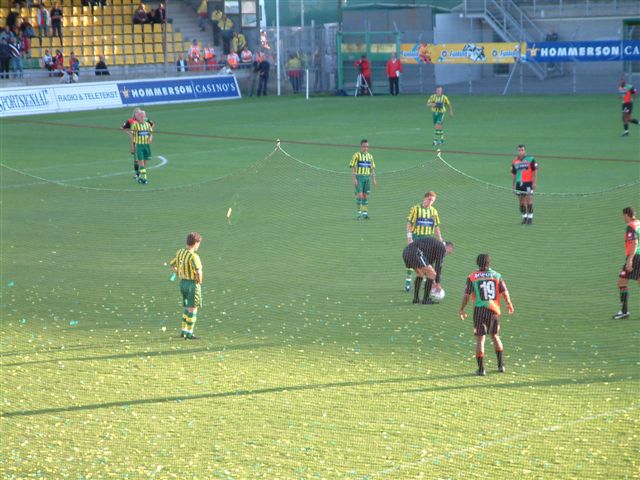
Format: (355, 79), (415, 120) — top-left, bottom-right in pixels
(166, 0), (213, 54)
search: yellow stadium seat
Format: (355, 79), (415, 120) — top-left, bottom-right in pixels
(103, 45), (113, 56)
(155, 53), (165, 64)
(133, 24), (143, 34)
(103, 24), (113, 35)
(144, 43), (153, 54)
(123, 34), (134, 44)
(124, 44), (134, 56)
(152, 32), (163, 43)
(114, 55), (125, 66)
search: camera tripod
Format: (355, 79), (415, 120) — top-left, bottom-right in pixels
(354, 73), (372, 97)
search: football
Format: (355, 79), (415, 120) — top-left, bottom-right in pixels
(431, 288), (445, 301)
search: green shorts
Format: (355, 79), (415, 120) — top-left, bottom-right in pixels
(432, 112), (444, 125)
(135, 144), (152, 161)
(180, 279), (202, 309)
(354, 175), (371, 195)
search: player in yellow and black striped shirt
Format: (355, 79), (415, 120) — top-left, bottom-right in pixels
(427, 86), (453, 146)
(131, 109), (153, 185)
(405, 191), (443, 292)
(349, 139), (377, 219)
(169, 232), (204, 339)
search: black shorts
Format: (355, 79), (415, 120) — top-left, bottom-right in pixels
(622, 102), (633, 114)
(473, 307), (500, 336)
(402, 244), (427, 270)
(619, 254), (640, 280)
(514, 182), (533, 195)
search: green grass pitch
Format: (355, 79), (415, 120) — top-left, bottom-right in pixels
(1, 94), (639, 479)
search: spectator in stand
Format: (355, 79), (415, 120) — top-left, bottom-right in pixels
(176, 53), (187, 72)
(256, 51), (269, 97)
(313, 47), (322, 92)
(240, 45), (252, 65)
(386, 52), (403, 96)
(187, 39), (202, 71)
(50, 3), (63, 44)
(196, 0), (208, 32)
(203, 43), (217, 70)
(36, 4), (50, 46)
(226, 50), (239, 69)
(69, 50), (79, 76)
(286, 52), (302, 93)
(18, 16), (35, 40)
(18, 29), (30, 59)
(231, 30), (246, 54)
(53, 48), (63, 74)
(9, 36), (23, 79)
(60, 64), (78, 83)
(150, 2), (165, 28)
(0, 37), (11, 79)
(95, 55), (109, 75)
(6, 10), (20, 32)
(133, 3), (148, 24)
(41, 48), (55, 75)
(218, 13), (233, 55)
(210, 6), (222, 46)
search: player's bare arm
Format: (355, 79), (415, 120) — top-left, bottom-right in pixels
(459, 293), (470, 320)
(626, 239), (638, 271)
(503, 289), (514, 314)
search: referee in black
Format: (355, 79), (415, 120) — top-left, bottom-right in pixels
(402, 237), (454, 304)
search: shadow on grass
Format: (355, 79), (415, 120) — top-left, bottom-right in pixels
(2, 373), (627, 418)
(1, 341), (283, 367)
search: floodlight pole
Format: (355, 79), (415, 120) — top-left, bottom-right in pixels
(276, 0), (281, 96)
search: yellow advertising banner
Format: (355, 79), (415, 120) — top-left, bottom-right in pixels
(400, 42), (526, 64)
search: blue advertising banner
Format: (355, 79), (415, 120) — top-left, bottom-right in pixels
(117, 75), (241, 105)
(526, 40), (640, 62)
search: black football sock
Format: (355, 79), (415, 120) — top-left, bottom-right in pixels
(496, 350), (504, 368)
(413, 276), (423, 302)
(423, 278), (433, 301)
(476, 354), (484, 371)
(620, 286), (629, 313)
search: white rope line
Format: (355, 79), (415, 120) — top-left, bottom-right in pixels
(436, 152), (639, 197)
(370, 403), (638, 478)
(0, 156), (169, 191)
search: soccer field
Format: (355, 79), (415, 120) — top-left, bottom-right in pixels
(1, 94), (639, 479)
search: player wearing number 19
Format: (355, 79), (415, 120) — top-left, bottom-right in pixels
(349, 139), (377, 219)
(459, 254), (514, 376)
(169, 232), (204, 339)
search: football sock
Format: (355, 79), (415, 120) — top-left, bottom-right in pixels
(423, 278), (433, 301)
(414, 276), (423, 301)
(620, 286), (628, 313)
(434, 129), (443, 143)
(134, 162), (139, 176)
(623, 123), (629, 130)
(361, 200), (368, 216)
(405, 269), (412, 286)
(184, 311), (197, 337)
(476, 353), (484, 371)
(520, 205), (526, 220)
(527, 204), (533, 220)
(181, 309), (189, 335)
(496, 349), (504, 368)
(139, 166), (147, 180)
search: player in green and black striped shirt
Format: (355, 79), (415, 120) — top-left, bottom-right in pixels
(405, 191), (443, 291)
(169, 232), (204, 339)
(131, 109), (153, 185)
(349, 139), (377, 219)
(427, 86), (453, 146)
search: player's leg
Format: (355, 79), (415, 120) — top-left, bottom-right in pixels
(354, 178), (363, 218)
(475, 335), (486, 376)
(360, 177), (370, 219)
(526, 193), (534, 225)
(491, 331), (505, 372)
(622, 106), (630, 136)
(421, 277), (434, 304)
(405, 268), (412, 292)
(184, 283), (201, 339)
(614, 256), (639, 318)
(131, 141), (139, 179)
(179, 282), (190, 337)
(518, 193), (527, 224)
(138, 146), (150, 184)
(413, 275), (423, 304)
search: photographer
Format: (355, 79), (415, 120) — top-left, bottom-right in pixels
(354, 54), (372, 96)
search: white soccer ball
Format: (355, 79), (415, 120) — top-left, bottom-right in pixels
(431, 288), (445, 301)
